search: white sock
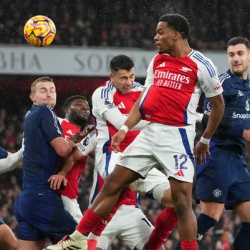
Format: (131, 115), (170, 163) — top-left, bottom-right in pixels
(87, 233), (99, 240)
(70, 230), (86, 240)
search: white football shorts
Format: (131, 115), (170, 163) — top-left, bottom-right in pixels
(116, 123), (195, 183)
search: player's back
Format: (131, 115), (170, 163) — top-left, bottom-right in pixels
(22, 105), (62, 187)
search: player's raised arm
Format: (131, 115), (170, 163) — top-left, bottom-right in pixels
(0, 148), (23, 174)
(111, 87), (147, 152)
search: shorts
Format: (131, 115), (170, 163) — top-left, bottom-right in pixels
(14, 187), (77, 243)
(93, 146), (170, 203)
(117, 123), (195, 183)
(61, 195), (82, 223)
(196, 147), (250, 209)
(97, 205), (153, 250)
(0, 220), (4, 225)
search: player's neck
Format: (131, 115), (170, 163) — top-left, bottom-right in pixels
(170, 42), (192, 58)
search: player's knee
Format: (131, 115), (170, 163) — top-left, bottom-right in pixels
(103, 174), (125, 194)
(172, 191), (192, 218)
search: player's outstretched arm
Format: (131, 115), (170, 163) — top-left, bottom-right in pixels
(0, 148), (23, 174)
(195, 94), (224, 165)
(123, 87), (147, 129)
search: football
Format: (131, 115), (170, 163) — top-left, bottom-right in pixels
(24, 15), (56, 47)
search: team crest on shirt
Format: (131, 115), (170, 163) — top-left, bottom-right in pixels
(213, 189), (222, 198)
(245, 99), (250, 111)
(179, 66), (192, 72)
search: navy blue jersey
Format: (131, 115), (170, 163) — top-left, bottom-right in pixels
(204, 70), (250, 149)
(22, 105), (63, 187)
(196, 70), (250, 208)
(0, 147), (8, 159)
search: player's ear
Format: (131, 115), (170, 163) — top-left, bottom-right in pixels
(29, 93), (35, 102)
(109, 73), (114, 83)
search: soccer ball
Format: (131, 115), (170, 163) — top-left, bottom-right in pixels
(24, 15), (56, 47)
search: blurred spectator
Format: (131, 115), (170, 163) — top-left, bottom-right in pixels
(1, 0), (250, 50)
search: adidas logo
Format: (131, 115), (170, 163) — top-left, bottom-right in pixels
(117, 102), (126, 109)
(238, 90), (244, 97)
(175, 170), (185, 177)
(63, 246), (82, 250)
(66, 129), (73, 135)
(157, 62), (166, 68)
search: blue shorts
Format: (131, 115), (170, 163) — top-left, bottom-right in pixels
(0, 220), (4, 225)
(195, 147), (250, 209)
(14, 187), (77, 243)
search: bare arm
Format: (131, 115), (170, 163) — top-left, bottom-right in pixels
(50, 137), (76, 157)
(124, 88), (147, 129)
(111, 88), (147, 152)
(0, 148), (23, 174)
(202, 94), (225, 139)
(59, 148), (84, 176)
(195, 94), (225, 165)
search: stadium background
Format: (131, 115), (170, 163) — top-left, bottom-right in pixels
(1, 0), (250, 249)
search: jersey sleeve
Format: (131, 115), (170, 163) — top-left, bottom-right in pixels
(92, 87), (115, 119)
(144, 57), (155, 88)
(197, 58), (223, 98)
(0, 147), (8, 159)
(77, 130), (97, 156)
(39, 105), (63, 142)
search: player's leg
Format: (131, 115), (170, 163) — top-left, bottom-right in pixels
(0, 221), (17, 250)
(46, 125), (157, 250)
(136, 168), (178, 249)
(228, 165), (250, 249)
(154, 124), (198, 249)
(61, 195), (82, 223)
(14, 189), (77, 250)
(234, 201), (250, 250)
(16, 239), (46, 250)
(112, 205), (153, 250)
(175, 148), (243, 250)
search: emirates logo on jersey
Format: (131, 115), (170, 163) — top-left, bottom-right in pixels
(155, 70), (190, 84)
(154, 70), (190, 90)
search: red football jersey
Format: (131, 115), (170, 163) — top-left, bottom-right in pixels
(140, 51), (222, 126)
(57, 118), (87, 199)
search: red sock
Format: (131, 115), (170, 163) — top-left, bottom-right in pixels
(147, 207), (178, 250)
(181, 240), (198, 250)
(92, 192), (136, 236)
(92, 213), (112, 236)
(77, 208), (102, 235)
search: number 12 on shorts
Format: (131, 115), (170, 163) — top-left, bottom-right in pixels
(173, 154), (188, 170)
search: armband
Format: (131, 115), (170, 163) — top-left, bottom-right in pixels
(120, 125), (129, 134)
(200, 136), (210, 145)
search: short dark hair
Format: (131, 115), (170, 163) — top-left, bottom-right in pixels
(227, 37), (250, 49)
(64, 95), (88, 108)
(110, 54), (134, 72)
(31, 76), (53, 93)
(159, 14), (190, 39)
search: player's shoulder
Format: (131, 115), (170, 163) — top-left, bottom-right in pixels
(218, 72), (232, 85)
(132, 81), (144, 91)
(189, 50), (217, 77)
(92, 80), (115, 100)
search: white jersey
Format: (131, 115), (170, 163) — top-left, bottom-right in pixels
(92, 80), (143, 153)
